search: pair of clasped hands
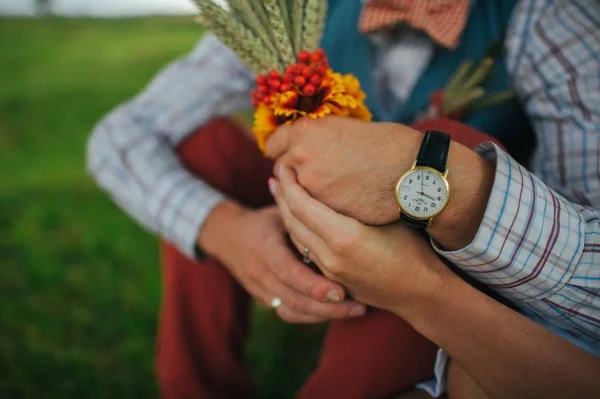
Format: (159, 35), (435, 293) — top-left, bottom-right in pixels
(199, 116), (493, 323)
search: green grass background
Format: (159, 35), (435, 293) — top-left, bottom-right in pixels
(0, 17), (324, 398)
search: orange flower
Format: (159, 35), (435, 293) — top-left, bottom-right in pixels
(341, 73), (372, 120)
(253, 103), (279, 153)
(252, 70), (372, 153)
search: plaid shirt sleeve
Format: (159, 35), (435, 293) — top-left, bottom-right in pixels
(435, 0), (600, 347)
(86, 34), (254, 258)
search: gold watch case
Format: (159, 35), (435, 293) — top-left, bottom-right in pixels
(394, 160), (450, 223)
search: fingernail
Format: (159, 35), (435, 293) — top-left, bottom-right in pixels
(326, 290), (341, 303)
(350, 306), (366, 317)
(268, 178), (276, 195)
(278, 164), (285, 178)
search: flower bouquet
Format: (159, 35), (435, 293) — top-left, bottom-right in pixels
(192, 0), (372, 153)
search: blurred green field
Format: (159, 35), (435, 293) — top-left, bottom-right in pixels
(0, 17), (322, 398)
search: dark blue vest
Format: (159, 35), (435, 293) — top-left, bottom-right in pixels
(320, 0), (533, 162)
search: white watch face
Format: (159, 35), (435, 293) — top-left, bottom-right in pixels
(396, 168), (449, 219)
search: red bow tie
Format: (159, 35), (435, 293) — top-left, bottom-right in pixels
(359, 0), (470, 49)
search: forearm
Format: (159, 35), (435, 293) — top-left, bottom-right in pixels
(399, 273), (600, 398)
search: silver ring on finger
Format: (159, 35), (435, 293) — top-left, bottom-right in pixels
(270, 297), (282, 310)
(303, 247), (312, 264)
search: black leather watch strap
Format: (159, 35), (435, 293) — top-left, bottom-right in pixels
(400, 213), (429, 228)
(416, 130), (451, 172)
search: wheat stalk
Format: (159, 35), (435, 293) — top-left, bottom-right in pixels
(445, 60), (472, 94)
(278, 0), (292, 31)
(302, 0), (326, 52)
(192, 0), (327, 73)
(470, 90), (515, 110)
(443, 87), (486, 114)
(462, 57), (494, 90)
(225, 0), (277, 54)
(194, 13), (264, 73)
(193, 0), (283, 74)
(263, 0), (295, 65)
(291, 0), (305, 53)
(249, 2), (272, 33)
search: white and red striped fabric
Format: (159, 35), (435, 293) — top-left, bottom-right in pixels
(359, 0), (470, 49)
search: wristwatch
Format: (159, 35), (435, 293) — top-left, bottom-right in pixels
(395, 130), (451, 228)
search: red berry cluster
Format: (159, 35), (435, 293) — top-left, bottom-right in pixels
(251, 48), (329, 108)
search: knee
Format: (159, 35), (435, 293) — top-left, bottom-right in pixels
(174, 118), (273, 205)
(174, 118), (243, 190)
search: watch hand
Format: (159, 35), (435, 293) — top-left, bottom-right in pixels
(422, 193), (436, 201)
(421, 172), (424, 193)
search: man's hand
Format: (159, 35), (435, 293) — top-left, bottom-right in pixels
(198, 202), (367, 323)
(269, 167), (448, 314)
(266, 116), (422, 225)
(266, 116), (496, 250)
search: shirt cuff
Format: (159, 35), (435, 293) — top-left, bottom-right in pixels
(152, 176), (228, 260)
(433, 142), (584, 302)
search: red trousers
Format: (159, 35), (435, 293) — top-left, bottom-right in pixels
(157, 117), (499, 399)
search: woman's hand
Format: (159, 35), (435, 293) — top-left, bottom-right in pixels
(269, 165), (448, 315)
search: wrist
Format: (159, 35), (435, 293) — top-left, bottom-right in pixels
(389, 254), (452, 319)
(383, 124), (424, 222)
(427, 142), (495, 250)
(197, 200), (247, 257)
(395, 268), (467, 334)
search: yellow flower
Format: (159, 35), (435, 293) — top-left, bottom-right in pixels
(252, 70), (372, 153)
(339, 73), (372, 120)
(349, 102), (372, 120)
(326, 71), (372, 120)
(342, 74), (367, 102)
(253, 102), (279, 153)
